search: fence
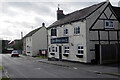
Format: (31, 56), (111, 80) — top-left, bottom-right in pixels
(95, 44), (120, 64)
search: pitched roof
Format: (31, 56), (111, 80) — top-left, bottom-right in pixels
(23, 27), (42, 39)
(48, 2), (106, 29)
(112, 6), (120, 21)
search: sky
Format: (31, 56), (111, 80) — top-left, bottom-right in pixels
(0, 0), (120, 40)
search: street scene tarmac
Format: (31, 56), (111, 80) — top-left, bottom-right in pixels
(1, 54), (119, 79)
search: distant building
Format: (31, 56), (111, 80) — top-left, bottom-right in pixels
(0, 40), (10, 53)
(48, 1), (120, 64)
(23, 23), (48, 56)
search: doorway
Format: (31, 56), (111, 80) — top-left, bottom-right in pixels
(59, 46), (62, 61)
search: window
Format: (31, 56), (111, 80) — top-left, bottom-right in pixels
(64, 46), (69, 54)
(29, 37), (31, 41)
(56, 47), (57, 52)
(77, 45), (84, 55)
(64, 29), (68, 35)
(105, 20), (114, 29)
(74, 26), (80, 34)
(51, 29), (57, 36)
(52, 46), (55, 52)
(49, 48), (51, 52)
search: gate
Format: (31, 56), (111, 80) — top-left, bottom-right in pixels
(95, 44), (120, 64)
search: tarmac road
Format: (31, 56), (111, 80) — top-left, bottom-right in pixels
(1, 54), (119, 79)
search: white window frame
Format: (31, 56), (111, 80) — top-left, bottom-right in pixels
(74, 26), (80, 35)
(51, 28), (57, 36)
(51, 46), (55, 52)
(64, 45), (69, 54)
(104, 20), (114, 29)
(49, 47), (51, 52)
(64, 28), (68, 35)
(77, 45), (84, 55)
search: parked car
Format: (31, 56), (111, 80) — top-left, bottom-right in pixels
(11, 50), (19, 57)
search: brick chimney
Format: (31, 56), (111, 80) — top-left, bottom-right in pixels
(57, 7), (65, 20)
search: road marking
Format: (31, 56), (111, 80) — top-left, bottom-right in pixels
(73, 67), (78, 69)
(35, 68), (41, 70)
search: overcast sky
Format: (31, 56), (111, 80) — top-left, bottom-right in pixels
(0, 0), (119, 40)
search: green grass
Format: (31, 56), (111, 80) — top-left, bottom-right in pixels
(37, 56), (47, 59)
(0, 66), (2, 70)
(1, 78), (10, 80)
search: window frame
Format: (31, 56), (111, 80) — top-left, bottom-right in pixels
(51, 28), (57, 36)
(51, 46), (55, 52)
(77, 45), (84, 55)
(104, 20), (114, 29)
(74, 26), (80, 35)
(49, 47), (51, 52)
(64, 28), (68, 35)
(64, 45), (69, 54)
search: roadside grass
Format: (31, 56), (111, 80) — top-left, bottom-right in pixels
(1, 78), (10, 80)
(36, 56), (47, 59)
(0, 66), (3, 70)
(0, 66), (10, 80)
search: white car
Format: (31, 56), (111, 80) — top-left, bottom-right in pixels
(11, 50), (19, 57)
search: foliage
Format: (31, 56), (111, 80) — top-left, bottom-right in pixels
(13, 40), (23, 50)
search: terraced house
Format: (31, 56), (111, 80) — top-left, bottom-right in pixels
(47, 1), (120, 64)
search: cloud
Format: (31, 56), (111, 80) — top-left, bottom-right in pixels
(0, 0), (119, 40)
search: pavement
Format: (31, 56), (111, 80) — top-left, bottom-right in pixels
(0, 54), (9, 79)
(21, 55), (120, 77)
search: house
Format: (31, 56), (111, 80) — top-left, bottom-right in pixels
(0, 40), (10, 53)
(47, 1), (120, 64)
(23, 23), (48, 56)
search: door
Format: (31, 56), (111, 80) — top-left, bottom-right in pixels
(95, 44), (100, 64)
(59, 46), (62, 61)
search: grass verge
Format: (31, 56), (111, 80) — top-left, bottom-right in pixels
(1, 78), (10, 80)
(37, 56), (47, 59)
(0, 66), (2, 70)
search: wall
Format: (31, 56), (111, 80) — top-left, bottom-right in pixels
(86, 2), (120, 62)
(32, 27), (47, 56)
(25, 36), (32, 56)
(48, 21), (87, 63)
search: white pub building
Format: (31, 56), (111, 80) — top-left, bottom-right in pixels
(47, 1), (120, 63)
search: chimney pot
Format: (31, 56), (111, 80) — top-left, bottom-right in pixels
(42, 23), (45, 27)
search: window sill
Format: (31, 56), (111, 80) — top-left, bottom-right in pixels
(76, 54), (83, 58)
(74, 34), (80, 36)
(63, 53), (69, 57)
(104, 28), (114, 29)
(50, 53), (55, 55)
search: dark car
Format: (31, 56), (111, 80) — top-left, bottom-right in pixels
(11, 50), (19, 57)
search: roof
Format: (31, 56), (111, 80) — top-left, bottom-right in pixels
(112, 6), (120, 21)
(23, 27), (42, 39)
(48, 2), (107, 29)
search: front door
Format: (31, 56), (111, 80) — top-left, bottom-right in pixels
(59, 46), (62, 61)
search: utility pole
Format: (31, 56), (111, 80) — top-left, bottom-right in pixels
(118, 1), (120, 7)
(21, 32), (23, 39)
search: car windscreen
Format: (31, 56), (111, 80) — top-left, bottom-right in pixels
(12, 51), (18, 53)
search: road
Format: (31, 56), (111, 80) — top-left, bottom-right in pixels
(1, 54), (119, 79)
